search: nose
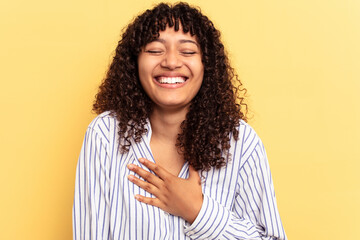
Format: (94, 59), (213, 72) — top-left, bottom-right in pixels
(160, 50), (182, 70)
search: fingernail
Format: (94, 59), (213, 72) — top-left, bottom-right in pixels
(127, 175), (134, 181)
(134, 195), (141, 200)
(139, 158), (145, 163)
(127, 164), (134, 170)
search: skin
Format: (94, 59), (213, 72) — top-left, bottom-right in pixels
(127, 159), (202, 224)
(127, 27), (204, 224)
(137, 26), (204, 112)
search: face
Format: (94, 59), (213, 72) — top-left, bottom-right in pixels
(137, 26), (204, 111)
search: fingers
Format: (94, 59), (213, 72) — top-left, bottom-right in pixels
(139, 158), (171, 180)
(127, 162), (163, 187)
(128, 175), (160, 196)
(134, 194), (163, 209)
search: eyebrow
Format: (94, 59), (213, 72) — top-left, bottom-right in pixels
(152, 38), (199, 47)
(179, 39), (199, 46)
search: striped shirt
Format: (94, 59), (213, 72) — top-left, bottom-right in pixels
(72, 111), (287, 240)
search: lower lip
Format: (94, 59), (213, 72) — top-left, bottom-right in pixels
(153, 78), (188, 89)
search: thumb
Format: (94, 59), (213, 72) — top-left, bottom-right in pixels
(188, 165), (201, 183)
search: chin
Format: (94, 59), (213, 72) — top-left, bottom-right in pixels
(155, 100), (191, 110)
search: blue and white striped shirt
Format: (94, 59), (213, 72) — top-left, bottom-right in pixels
(73, 111), (287, 240)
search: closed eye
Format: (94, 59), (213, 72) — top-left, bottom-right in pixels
(182, 51), (197, 55)
(145, 50), (163, 54)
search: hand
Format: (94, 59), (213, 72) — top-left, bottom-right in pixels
(127, 158), (203, 224)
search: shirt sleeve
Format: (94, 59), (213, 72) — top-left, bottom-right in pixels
(72, 127), (111, 240)
(184, 132), (287, 240)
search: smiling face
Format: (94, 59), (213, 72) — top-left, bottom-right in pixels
(137, 26), (204, 112)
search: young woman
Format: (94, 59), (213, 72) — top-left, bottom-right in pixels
(73, 2), (287, 239)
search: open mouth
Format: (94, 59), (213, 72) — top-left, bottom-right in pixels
(155, 76), (188, 84)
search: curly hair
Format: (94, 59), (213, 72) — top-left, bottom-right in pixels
(93, 2), (247, 171)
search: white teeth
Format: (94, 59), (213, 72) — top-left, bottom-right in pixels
(157, 77), (186, 84)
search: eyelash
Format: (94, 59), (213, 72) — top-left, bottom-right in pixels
(145, 50), (197, 55)
(145, 50), (163, 54)
(182, 51), (196, 55)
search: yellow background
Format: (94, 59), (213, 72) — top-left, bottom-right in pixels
(1, 0), (359, 239)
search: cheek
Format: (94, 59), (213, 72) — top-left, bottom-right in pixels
(138, 60), (151, 83)
(138, 56), (161, 79)
(188, 59), (204, 77)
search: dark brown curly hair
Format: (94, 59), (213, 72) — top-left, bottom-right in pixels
(93, 2), (247, 171)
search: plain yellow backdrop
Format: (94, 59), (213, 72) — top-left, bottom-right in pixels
(1, 0), (359, 239)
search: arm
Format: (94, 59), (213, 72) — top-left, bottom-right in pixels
(72, 127), (111, 240)
(184, 139), (287, 240)
(127, 130), (287, 239)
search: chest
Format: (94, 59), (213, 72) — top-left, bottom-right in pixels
(149, 140), (185, 176)
(120, 138), (239, 206)
(106, 139), (239, 239)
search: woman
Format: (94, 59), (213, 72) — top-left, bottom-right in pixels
(73, 2), (287, 239)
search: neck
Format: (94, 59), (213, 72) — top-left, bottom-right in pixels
(149, 106), (188, 144)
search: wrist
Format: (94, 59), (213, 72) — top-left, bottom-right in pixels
(184, 194), (203, 224)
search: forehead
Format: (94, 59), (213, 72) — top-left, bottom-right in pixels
(151, 26), (199, 45)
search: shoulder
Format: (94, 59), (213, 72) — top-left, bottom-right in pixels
(235, 120), (267, 165)
(88, 111), (117, 130)
(86, 111), (118, 144)
(237, 120), (263, 146)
